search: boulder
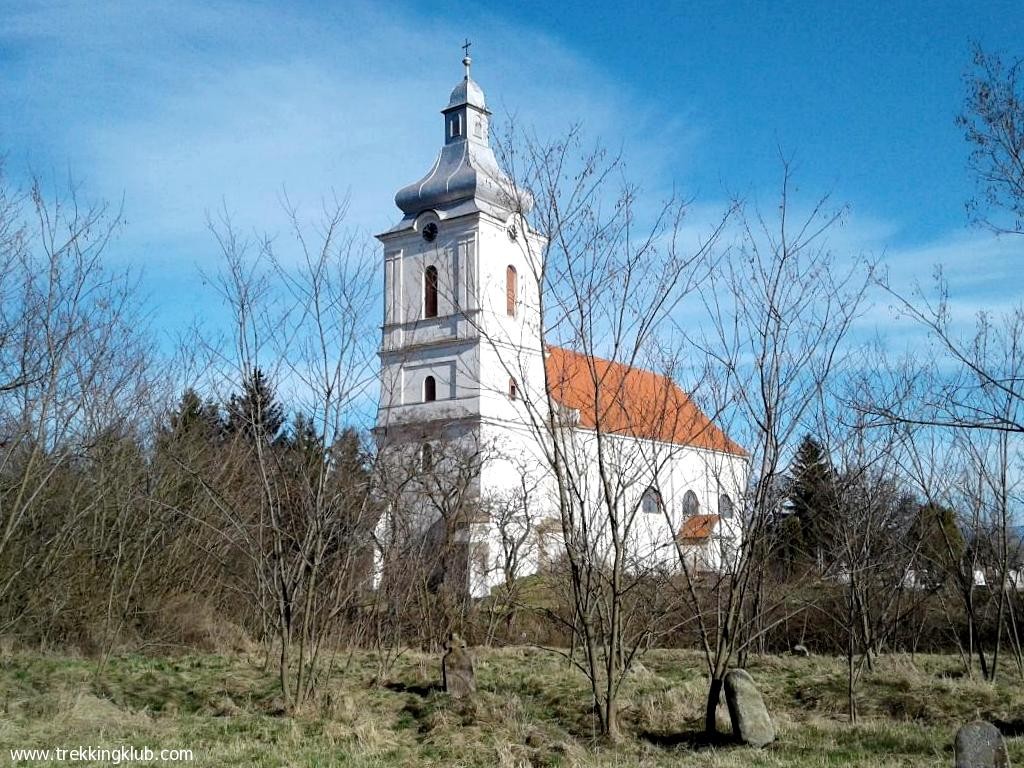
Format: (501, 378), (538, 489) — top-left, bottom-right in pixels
(267, 697), (287, 716)
(724, 668), (775, 747)
(955, 720), (1010, 768)
(442, 633), (475, 699)
(212, 695), (240, 717)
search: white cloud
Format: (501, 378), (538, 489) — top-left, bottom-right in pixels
(2, 0), (702, 287)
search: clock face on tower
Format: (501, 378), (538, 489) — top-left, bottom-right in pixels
(422, 222), (438, 242)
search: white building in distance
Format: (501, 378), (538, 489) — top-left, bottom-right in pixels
(374, 53), (748, 598)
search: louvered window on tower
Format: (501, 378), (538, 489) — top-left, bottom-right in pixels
(424, 376), (436, 402)
(508, 378), (518, 400)
(424, 265), (438, 318)
(506, 265), (517, 317)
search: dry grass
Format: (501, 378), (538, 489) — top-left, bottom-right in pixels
(0, 646), (1022, 766)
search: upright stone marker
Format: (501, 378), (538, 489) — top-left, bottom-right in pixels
(724, 668), (775, 747)
(955, 720), (1009, 768)
(442, 632), (475, 698)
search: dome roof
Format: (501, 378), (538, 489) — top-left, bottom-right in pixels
(447, 76), (486, 111)
(394, 139), (528, 217)
(384, 56), (536, 229)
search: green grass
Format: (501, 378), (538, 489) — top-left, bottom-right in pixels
(1, 646), (1022, 766)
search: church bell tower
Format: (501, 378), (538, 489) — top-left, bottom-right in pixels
(374, 49), (549, 598)
(375, 49), (546, 445)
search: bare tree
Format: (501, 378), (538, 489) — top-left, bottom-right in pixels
(854, 44), (1024, 679)
(374, 435), (489, 648)
(816, 410), (922, 721)
(682, 159), (872, 734)
(481, 465), (541, 645)
(197, 195), (379, 712)
(958, 43), (1024, 236)
(0, 167), (157, 644)
(485, 126), (733, 741)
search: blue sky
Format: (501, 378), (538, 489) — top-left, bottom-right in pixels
(1, 0), (1021, 354)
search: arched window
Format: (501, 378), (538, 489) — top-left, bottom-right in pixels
(423, 376), (436, 402)
(508, 378), (518, 400)
(424, 265), (438, 318)
(641, 486), (663, 515)
(506, 265), (517, 317)
(682, 490), (700, 517)
(421, 443), (434, 472)
(719, 494), (734, 520)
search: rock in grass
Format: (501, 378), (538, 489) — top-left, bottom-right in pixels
(267, 697), (286, 716)
(213, 695), (240, 717)
(442, 633), (475, 699)
(955, 720), (1009, 767)
(724, 668), (775, 747)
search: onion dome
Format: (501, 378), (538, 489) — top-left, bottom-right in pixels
(392, 52), (533, 224)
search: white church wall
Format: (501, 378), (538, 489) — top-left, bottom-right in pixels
(462, 414), (749, 596)
(558, 429), (747, 574)
(471, 418), (557, 596)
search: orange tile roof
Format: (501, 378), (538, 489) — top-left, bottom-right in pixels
(679, 514), (720, 541)
(544, 346), (746, 456)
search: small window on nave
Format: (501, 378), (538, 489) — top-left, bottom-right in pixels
(424, 376), (436, 402)
(719, 494), (734, 520)
(421, 443), (434, 472)
(424, 265), (438, 318)
(641, 486), (663, 515)
(682, 490), (699, 517)
(506, 265), (518, 317)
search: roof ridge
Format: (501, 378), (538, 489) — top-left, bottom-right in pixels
(544, 345), (747, 457)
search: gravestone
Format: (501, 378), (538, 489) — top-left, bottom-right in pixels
(724, 668), (775, 747)
(955, 720), (1009, 768)
(442, 632), (475, 699)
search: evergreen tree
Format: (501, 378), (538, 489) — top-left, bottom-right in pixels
(226, 368), (285, 444)
(290, 411), (323, 460)
(787, 435), (836, 569)
(909, 501), (965, 586)
(167, 388), (224, 441)
(772, 511), (808, 576)
(331, 427), (366, 476)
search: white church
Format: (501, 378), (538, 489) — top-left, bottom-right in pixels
(374, 52), (748, 598)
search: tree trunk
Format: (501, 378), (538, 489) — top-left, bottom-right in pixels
(704, 676), (724, 735)
(602, 694), (620, 743)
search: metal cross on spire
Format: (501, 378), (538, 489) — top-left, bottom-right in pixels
(461, 38), (472, 77)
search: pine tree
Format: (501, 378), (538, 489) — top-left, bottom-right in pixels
(168, 388), (224, 441)
(290, 412), (322, 458)
(787, 435), (836, 569)
(909, 501), (965, 586)
(226, 368), (285, 443)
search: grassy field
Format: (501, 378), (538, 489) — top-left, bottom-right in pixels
(1, 645), (1022, 767)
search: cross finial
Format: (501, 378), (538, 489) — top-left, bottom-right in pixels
(461, 38), (472, 78)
